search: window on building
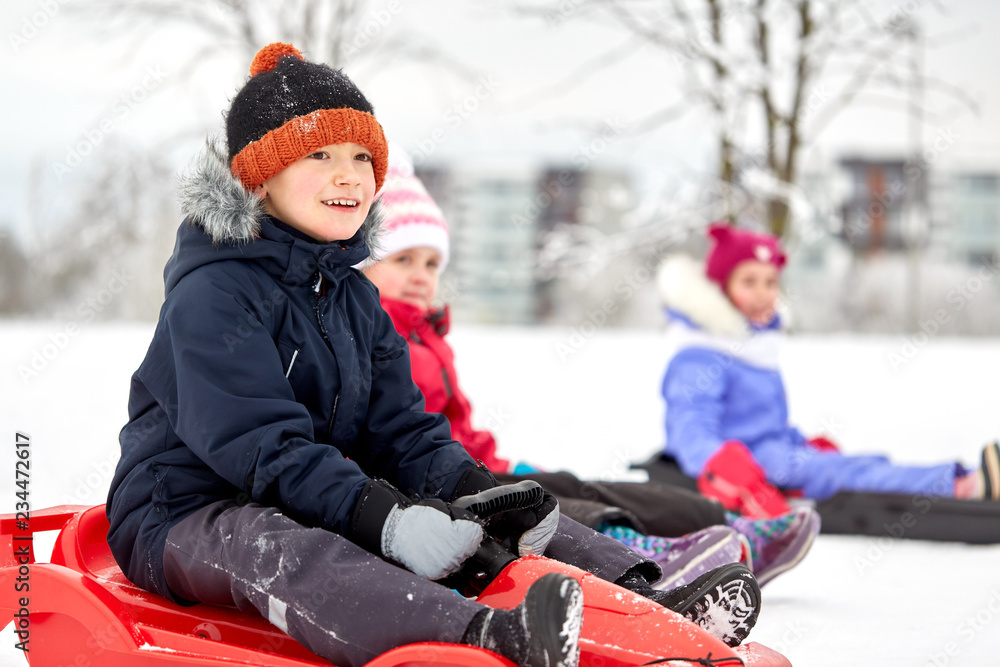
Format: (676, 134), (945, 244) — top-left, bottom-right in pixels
(964, 174), (999, 193)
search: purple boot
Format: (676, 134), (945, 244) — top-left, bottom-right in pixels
(602, 524), (747, 590)
(725, 506), (821, 586)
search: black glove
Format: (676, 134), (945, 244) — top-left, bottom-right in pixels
(451, 464), (561, 557)
(349, 479), (484, 580)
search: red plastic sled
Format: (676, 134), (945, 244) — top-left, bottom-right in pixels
(0, 506), (790, 666)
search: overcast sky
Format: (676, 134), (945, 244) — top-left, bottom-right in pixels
(2, 0), (999, 245)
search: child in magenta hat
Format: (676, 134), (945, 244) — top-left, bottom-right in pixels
(658, 223), (1000, 516)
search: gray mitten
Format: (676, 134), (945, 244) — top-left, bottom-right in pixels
(350, 479), (484, 580)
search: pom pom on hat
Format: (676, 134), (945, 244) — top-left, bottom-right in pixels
(705, 222), (787, 286)
(227, 42), (388, 191)
(371, 143), (450, 270)
(249, 42), (303, 76)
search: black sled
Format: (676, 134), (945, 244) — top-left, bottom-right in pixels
(633, 452), (1000, 544)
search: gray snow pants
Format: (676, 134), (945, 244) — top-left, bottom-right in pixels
(163, 500), (654, 667)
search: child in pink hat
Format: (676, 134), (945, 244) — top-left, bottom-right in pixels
(657, 223), (1000, 516)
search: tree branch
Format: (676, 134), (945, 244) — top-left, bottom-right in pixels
(505, 37), (643, 108)
(754, 0), (779, 175)
(804, 31), (912, 141)
(628, 99), (699, 134)
(368, 35), (484, 85)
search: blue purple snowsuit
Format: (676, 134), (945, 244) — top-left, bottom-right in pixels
(659, 260), (962, 501)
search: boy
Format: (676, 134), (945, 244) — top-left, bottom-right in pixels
(106, 43), (759, 667)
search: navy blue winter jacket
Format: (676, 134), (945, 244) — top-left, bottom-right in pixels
(107, 140), (476, 602)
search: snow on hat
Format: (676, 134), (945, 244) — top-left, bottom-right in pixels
(705, 222), (787, 286)
(226, 42), (388, 192)
(372, 143), (450, 270)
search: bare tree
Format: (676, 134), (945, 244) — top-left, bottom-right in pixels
(511, 0), (976, 238)
(29, 139), (180, 321)
(19, 0), (483, 320)
(0, 229), (33, 315)
(65, 0), (481, 85)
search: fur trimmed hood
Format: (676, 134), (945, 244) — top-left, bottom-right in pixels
(177, 136), (382, 250)
(657, 254), (790, 336)
(658, 253), (790, 371)
(657, 254), (751, 336)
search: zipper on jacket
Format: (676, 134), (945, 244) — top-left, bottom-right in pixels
(311, 271), (340, 437)
(312, 273), (331, 343)
(327, 393), (340, 437)
(440, 368), (454, 398)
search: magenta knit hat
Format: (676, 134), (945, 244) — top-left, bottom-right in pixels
(372, 143), (450, 270)
(705, 222), (787, 286)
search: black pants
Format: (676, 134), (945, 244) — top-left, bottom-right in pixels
(163, 501), (652, 667)
(497, 471), (727, 536)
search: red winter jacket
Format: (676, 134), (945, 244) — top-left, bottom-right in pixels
(381, 297), (512, 474)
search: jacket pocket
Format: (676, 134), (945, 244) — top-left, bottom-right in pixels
(151, 459), (240, 523)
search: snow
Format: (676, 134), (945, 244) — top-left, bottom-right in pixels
(3, 321), (1000, 665)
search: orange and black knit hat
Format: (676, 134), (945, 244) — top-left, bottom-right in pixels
(226, 43), (388, 192)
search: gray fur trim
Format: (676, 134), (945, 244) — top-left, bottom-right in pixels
(178, 137), (262, 244)
(177, 136), (384, 248)
(362, 199), (384, 257)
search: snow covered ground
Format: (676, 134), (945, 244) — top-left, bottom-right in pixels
(2, 321), (1000, 666)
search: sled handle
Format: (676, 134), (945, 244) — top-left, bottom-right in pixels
(0, 505), (91, 567)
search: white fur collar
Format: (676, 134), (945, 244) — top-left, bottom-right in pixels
(657, 254), (789, 370)
(657, 254), (749, 337)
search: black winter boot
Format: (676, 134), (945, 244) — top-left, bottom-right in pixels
(462, 572), (583, 667)
(616, 562), (760, 647)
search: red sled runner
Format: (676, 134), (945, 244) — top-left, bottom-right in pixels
(0, 505), (791, 667)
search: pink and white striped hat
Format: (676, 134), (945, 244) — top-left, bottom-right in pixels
(372, 143), (450, 270)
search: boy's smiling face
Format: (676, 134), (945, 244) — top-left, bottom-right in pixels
(258, 142), (375, 243)
(364, 246), (442, 311)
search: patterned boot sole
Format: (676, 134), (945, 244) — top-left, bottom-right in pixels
(673, 563), (761, 648)
(524, 573), (584, 667)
